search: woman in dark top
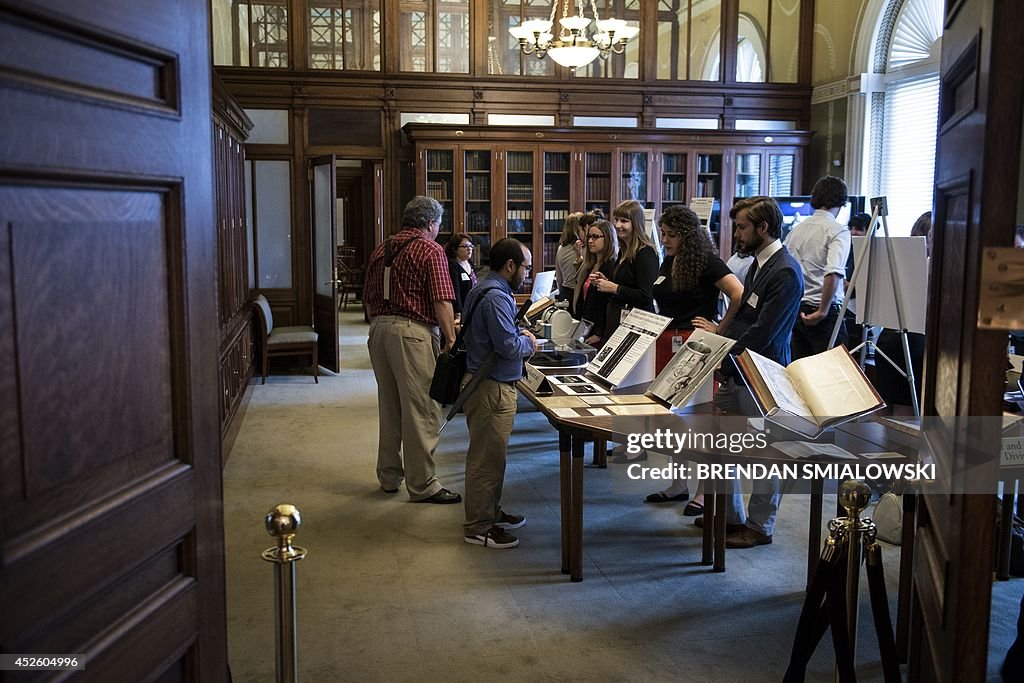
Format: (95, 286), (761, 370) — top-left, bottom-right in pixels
(445, 233), (476, 318)
(645, 205), (744, 501)
(589, 200), (660, 340)
(574, 219), (618, 347)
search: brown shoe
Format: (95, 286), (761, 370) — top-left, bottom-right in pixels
(725, 527), (773, 548)
(693, 516), (746, 533)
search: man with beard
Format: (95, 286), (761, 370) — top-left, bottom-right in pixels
(461, 239), (539, 549)
(704, 196), (803, 548)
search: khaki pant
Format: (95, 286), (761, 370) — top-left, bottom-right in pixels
(368, 315), (443, 500)
(463, 377), (518, 536)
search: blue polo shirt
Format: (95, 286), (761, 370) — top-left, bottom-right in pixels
(463, 273), (535, 382)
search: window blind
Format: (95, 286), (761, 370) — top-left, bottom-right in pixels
(880, 74), (939, 234)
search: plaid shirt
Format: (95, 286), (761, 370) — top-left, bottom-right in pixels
(364, 229), (455, 324)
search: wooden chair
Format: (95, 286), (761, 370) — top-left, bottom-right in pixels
(254, 294), (319, 383)
(336, 259), (364, 312)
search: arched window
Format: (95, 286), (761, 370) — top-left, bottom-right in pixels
(867, 0), (943, 234)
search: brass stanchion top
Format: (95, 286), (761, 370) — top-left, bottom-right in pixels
(262, 504), (308, 563)
(838, 480), (871, 517)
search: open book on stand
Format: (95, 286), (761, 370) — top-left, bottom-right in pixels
(735, 345), (885, 438)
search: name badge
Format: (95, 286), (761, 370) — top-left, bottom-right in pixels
(653, 275), (666, 286)
(747, 292), (760, 309)
(461, 272), (471, 281)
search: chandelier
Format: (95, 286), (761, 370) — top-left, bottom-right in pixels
(509, 1), (639, 72)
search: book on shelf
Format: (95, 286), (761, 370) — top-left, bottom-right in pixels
(735, 346), (885, 438)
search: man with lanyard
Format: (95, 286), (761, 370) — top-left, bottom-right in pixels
(364, 196), (460, 503)
(786, 175), (852, 359)
(461, 239), (538, 548)
(695, 196), (803, 548)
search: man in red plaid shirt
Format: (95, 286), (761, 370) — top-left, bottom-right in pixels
(364, 196), (461, 503)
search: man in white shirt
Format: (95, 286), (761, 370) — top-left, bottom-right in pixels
(785, 176), (852, 360)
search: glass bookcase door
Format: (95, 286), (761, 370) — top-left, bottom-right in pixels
(584, 151), (611, 217)
(660, 151), (688, 211)
(543, 151), (571, 270)
(734, 152), (762, 199)
(463, 148), (492, 268)
(505, 150), (534, 272)
(425, 148), (455, 242)
(620, 151), (650, 206)
(768, 153), (796, 196)
(694, 152), (723, 244)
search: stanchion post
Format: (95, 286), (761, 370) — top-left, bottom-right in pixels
(838, 480), (873, 662)
(262, 504), (308, 683)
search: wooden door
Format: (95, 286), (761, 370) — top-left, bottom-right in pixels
(910, 0), (1024, 680)
(310, 155), (340, 372)
(0, 0), (227, 679)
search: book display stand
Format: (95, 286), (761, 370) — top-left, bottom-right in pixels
(828, 197), (921, 419)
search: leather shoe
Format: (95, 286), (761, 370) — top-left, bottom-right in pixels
(644, 491), (690, 503)
(415, 488), (462, 504)
(381, 486), (399, 494)
(725, 527), (773, 548)
(693, 516), (746, 533)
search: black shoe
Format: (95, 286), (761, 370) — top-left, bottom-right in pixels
(682, 501), (704, 516)
(644, 491), (690, 503)
(495, 511), (526, 530)
(464, 526), (519, 549)
(610, 449), (647, 464)
(381, 487), (399, 494)
(416, 488), (462, 504)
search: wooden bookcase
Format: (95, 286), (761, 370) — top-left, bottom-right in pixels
(405, 124), (810, 278)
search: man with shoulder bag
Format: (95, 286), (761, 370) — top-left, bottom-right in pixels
(461, 239), (539, 549)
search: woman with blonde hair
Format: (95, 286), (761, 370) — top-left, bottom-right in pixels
(574, 218), (618, 347)
(589, 200), (660, 340)
(554, 212), (585, 309)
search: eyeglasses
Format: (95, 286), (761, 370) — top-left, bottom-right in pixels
(521, 263), (533, 273)
(586, 234), (604, 241)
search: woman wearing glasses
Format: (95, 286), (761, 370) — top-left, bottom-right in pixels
(644, 205), (744, 505)
(589, 200), (660, 340)
(573, 217), (618, 347)
(445, 233), (477, 320)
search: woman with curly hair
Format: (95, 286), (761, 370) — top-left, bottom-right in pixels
(643, 205), (743, 502)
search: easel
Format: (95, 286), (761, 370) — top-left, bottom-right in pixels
(829, 196), (921, 419)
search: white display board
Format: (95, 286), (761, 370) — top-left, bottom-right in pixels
(586, 309), (671, 388)
(852, 235), (929, 334)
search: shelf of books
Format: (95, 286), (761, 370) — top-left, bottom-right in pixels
(660, 152), (688, 210)
(735, 152), (762, 199)
(426, 149), (455, 240)
(464, 148), (492, 265)
(695, 152), (723, 244)
(506, 150), (534, 275)
(542, 151), (571, 269)
(584, 151), (611, 217)
(620, 151), (649, 207)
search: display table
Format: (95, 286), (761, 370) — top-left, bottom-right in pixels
(515, 371), (922, 585)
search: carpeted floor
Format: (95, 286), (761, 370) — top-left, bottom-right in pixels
(223, 310), (1023, 682)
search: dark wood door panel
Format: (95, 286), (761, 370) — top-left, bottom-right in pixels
(0, 0), (226, 679)
(1, 187), (175, 498)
